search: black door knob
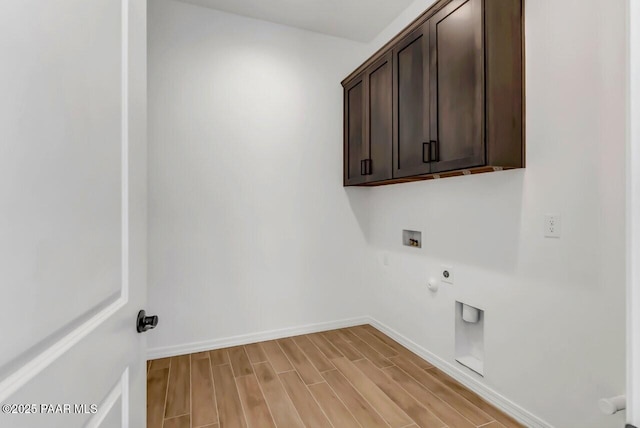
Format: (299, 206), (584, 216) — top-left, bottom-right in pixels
(137, 310), (159, 333)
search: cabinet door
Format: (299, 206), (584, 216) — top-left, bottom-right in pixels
(429, 0), (485, 173)
(366, 53), (393, 183)
(393, 23), (431, 178)
(344, 75), (367, 185)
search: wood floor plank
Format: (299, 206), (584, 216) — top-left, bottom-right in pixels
(293, 335), (335, 372)
(391, 356), (491, 426)
(426, 368), (523, 428)
(322, 369), (388, 428)
(163, 414), (190, 428)
(212, 364), (247, 428)
(148, 331), (524, 428)
(210, 348), (230, 366)
(307, 333), (343, 359)
(165, 355), (190, 418)
(322, 330), (364, 361)
(253, 362), (304, 428)
(244, 343), (268, 364)
(150, 357), (171, 371)
(396, 350), (434, 371)
(383, 366), (475, 428)
(191, 355), (218, 427)
(277, 338), (323, 384)
(349, 326), (398, 358)
(147, 367), (169, 428)
(308, 382), (360, 428)
(361, 325), (433, 369)
(261, 340), (294, 373)
(361, 325), (405, 350)
(339, 329), (393, 368)
(332, 357), (412, 428)
(335, 329), (356, 343)
(236, 374), (276, 428)
(354, 358), (444, 428)
(192, 351), (211, 360)
(228, 346), (254, 378)
(279, 370), (332, 427)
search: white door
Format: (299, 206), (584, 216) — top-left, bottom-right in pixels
(630, 0), (640, 425)
(0, 0), (147, 427)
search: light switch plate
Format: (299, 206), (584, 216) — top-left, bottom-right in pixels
(441, 265), (454, 284)
(544, 214), (561, 238)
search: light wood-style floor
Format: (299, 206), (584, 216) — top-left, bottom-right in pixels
(147, 325), (524, 428)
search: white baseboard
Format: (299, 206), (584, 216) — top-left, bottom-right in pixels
(147, 314), (551, 428)
(146, 316), (370, 360)
(367, 317), (553, 428)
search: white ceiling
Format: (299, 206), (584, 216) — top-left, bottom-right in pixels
(176, 0), (415, 42)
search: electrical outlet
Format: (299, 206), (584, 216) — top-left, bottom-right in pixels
(441, 266), (454, 284)
(544, 214), (561, 238)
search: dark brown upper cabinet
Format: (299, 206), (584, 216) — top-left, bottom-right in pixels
(343, 54), (393, 185)
(344, 74), (367, 186)
(429, 0), (484, 173)
(342, 0), (523, 186)
(393, 22), (431, 178)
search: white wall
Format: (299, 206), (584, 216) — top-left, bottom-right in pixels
(147, 0), (371, 354)
(357, 0), (628, 427)
(148, 0), (628, 426)
(628, 0), (640, 424)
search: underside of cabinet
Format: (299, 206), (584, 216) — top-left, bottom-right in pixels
(342, 0), (524, 187)
(360, 165), (519, 186)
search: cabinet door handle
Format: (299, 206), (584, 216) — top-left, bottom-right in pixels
(422, 142), (431, 163)
(430, 140), (439, 162)
(361, 159), (372, 175)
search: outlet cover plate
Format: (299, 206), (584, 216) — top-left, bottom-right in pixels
(544, 214), (561, 238)
(441, 266), (454, 284)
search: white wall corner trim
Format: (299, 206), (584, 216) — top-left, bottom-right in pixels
(367, 318), (554, 428)
(146, 317), (370, 360)
(628, 0), (640, 424)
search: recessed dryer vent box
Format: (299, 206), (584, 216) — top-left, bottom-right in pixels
(455, 301), (484, 376)
(402, 230), (422, 248)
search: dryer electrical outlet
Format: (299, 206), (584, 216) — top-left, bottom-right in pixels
(441, 266), (454, 284)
